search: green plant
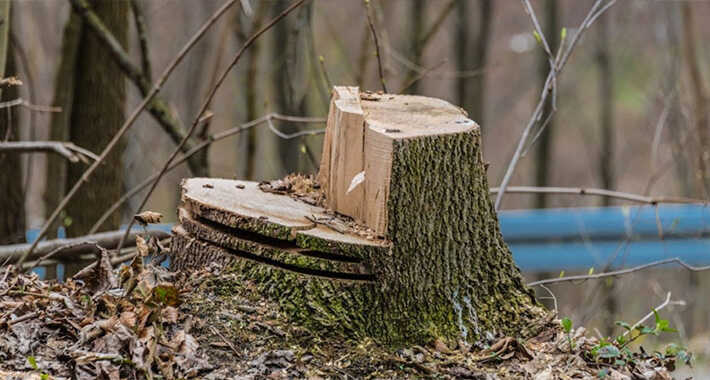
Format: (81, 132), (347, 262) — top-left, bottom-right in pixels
(561, 317), (574, 351)
(588, 309), (687, 368)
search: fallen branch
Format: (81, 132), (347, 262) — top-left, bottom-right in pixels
(17, 0), (238, 267)
(0, 141), (99, 163)
(0, 229), (169, 264)
(89, 114), (324, 234)
(489, 186), (704, 205)
(117, 0), (309, 251)
(527, 257), (710, 287)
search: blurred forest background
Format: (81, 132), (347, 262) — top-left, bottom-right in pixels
(2, 0), (710, 374)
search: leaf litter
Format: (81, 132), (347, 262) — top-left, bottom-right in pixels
(0, 236), (690, 379)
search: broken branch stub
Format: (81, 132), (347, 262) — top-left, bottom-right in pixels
(171, 87), (545, 346)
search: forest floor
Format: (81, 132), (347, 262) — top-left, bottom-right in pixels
(0, 246), (689, 379)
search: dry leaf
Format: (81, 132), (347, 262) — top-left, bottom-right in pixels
(135, 211), (163, 226)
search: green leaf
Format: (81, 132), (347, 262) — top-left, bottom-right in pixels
(533, 30), (542, 44)
(639, 326), (655, 335)
(615, 321), (632, 330)
(28, 356), (38, 370)
(588, 267), (594, 275)
(598, 368), (609, 378)
(614, 359), (626, 366)
(41, 374), (49, 380)
(561, 317), (572, 333)
(561, 27), (567, 40)
(615, 335), (627, 345)
(558, 270), (565, 278)
(653, 309), (661, 325)
(597, 345), (621, 359)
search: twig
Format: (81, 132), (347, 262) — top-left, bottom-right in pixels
(0, 97), (60, 112)
(622, 292), (685, 337)
(397, 59), (447, 94)
(364, 0), (387, 92)
(16, 0), (238, 267)
(8, 311), (39, 326)
(210, 326), (241, 357)
(489, 186), (704, 205)
(527, 257), (710, 287)
(0, 141), (99, 163)
(89, 113), (324, 234)
(418, 0), (456, 48)
(538, 283), (558, 315)
(495, 0), (617, 210)
(129, 0), (152, 83)
(117, 0), (309, 251)
(28, 241), (97, 272)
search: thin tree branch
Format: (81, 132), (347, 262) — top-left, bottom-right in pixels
(0, 97), (61, 112)
(418, 0), (456, 48)
(70, 0), (205, 174)
(117, 0), (309, 251)
(495, 0), (617, 210)
(1, 229), (169, 264)
(622, 292), (685, 338)
(489, 186), (703, 205)
(89, 114), (324, 234)
(129, 0), (152, 83)
(16, 0), (239, 267)
(0, 141), (99, 163)
(364, 0), (387, 92)
(527, 258), (710, 287)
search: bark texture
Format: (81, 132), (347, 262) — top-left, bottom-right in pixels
(65, 0), (128, 236)
(172, 92), (545, 346)
(0, 32), (25, 244)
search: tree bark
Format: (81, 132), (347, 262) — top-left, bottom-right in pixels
(535, 0), (558, 209)
(44, 10), (82, 237)
(0, 3), (25, 245)
(272, 1), (312, 176)
(172, 89), (544, 346)
(596, 8), (614, 207)
(64, 0), (128, 236)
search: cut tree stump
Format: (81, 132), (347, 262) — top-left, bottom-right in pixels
(171, 87), (545, 346)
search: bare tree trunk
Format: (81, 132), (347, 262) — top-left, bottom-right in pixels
(595, 8), (617, 336)
(596, 10), (614, 207)
(681, 3), (710, 199)
(0, 3), (25, 244)
(273, 1), (312, 175)
(243, 1), (267, 180)
(454, 0), (493, 125)
(44, 10), (83, 238)
(534, 0), (558, 209)
(64, 0), (128, 236)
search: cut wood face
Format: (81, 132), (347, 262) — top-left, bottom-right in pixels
(318, 86), (479, 235)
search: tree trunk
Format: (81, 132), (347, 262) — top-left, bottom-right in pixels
(0, 3), (25, 245)
(242, 1), (267, 180)
(272, 1), (312, 176)
(455, 0), (493, 125)
(65, 0), (128, 236)
(171, 87), (544, 346)
(44, 10), (83, 238)
(681, 3), (710, 199)
(535, 0), (559, 209)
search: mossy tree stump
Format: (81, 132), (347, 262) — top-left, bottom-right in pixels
(171, 86), (545, 346)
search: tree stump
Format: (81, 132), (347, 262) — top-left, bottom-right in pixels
(171, 87), (545, 346)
